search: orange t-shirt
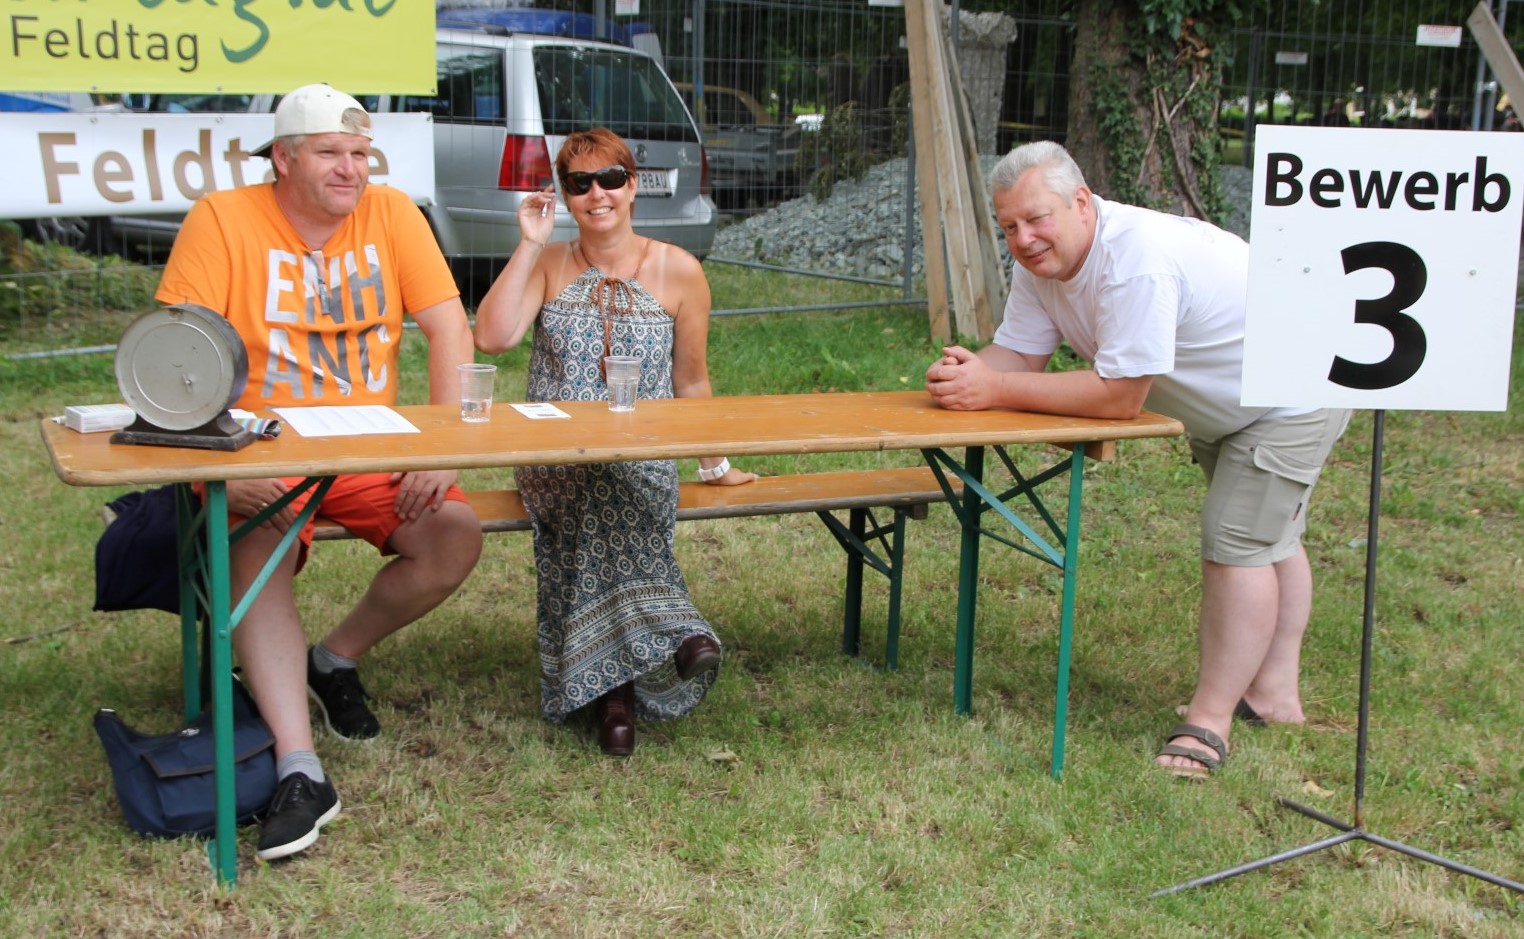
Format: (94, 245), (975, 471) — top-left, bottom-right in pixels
(155, 183), (458, 410)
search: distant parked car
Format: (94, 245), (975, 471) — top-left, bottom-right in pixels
(674, 82), (803, 208)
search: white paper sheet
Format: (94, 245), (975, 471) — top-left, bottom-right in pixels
(511, 403), (571, 419)
(271, 406), (420, 436)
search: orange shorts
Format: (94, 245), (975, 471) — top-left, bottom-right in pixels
(199, 473), (468, 572)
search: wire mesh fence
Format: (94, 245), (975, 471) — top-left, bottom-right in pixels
(4, 1), (1521, 355)
(1221, 1), (1524, 168)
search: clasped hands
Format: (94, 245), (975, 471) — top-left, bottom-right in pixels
(925, 345), (997, 411)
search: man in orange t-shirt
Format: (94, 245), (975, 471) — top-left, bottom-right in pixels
(155, 84), (483, 862)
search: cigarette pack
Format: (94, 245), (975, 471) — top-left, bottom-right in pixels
(64, 403), (137, 434)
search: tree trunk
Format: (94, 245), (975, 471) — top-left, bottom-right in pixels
(1067, 0), (1225, 222)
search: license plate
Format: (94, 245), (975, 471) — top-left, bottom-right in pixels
(636, 168), (674, 197)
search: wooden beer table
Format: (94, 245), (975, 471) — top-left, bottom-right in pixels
(42, 390), (1181, 885)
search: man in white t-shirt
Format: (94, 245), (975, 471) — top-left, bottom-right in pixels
(926, 141), (1349, 779)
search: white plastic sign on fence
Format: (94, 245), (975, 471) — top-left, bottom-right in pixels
(1242, 124), (1524, 411)
(0, 111), (435, 219)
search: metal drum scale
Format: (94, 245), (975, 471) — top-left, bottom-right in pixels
(111, 303), (257, 451)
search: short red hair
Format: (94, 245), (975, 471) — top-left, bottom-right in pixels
(556, 128), (636, 182)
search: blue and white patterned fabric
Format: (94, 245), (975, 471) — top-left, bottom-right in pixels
(517, 266), (721, 723)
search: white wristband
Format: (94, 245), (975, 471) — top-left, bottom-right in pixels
(697, 458), (731, 482)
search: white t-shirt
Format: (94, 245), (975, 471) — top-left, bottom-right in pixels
(994, 194), (1305, 442)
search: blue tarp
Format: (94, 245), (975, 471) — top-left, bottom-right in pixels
(435, 7), (646, 46)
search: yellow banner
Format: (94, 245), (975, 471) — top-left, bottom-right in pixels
(1, 1), (436, 95)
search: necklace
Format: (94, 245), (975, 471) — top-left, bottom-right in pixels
(574, 239), (653, 378)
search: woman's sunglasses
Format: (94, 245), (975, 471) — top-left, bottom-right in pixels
(560, 165), (631, 196)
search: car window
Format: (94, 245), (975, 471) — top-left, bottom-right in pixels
(533, 47), (697, 143)
(394, 47), (503, 121)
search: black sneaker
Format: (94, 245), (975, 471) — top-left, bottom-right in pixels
(307, 646), (381, 741)
(256, 772), (341, 861)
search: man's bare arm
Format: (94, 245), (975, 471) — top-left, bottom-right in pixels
(412, 297), (475, 406)
(928, 343), (1152, 417)
(391, 297), (474, 517)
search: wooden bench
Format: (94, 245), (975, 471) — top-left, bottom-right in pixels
(314, 466), (961, 668)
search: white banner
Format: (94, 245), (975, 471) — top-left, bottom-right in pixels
(0, 111), (435, 219)
(1242, 125), (1524, 411)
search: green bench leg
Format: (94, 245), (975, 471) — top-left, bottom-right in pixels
(842, 509), (865, 657)
(884, 508), (907, 671)
(817, 505), (915, 670)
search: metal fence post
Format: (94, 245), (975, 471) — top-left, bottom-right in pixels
(903, 116), (917, 298)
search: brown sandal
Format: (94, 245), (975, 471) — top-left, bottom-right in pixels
(1157, 723), (1228, 779)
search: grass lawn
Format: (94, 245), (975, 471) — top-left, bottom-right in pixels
(1, 255), (1521, 937)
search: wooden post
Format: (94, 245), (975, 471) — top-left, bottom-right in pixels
(904, 0), (951, 343)
(904, 0), (1001, 344)
(1468, 2), (1524, 117)
(943, 24), (1007, 331)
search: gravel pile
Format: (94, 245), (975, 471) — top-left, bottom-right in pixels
(711, 159), (1256, 281)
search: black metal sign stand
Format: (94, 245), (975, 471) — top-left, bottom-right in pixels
(1153, 411), (1524, 898)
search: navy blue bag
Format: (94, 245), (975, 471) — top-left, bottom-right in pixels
(93, 679), (276, 839)
(93, 485), (188, 615)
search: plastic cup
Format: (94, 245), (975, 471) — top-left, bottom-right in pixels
(604, 356), (641, 412)
(458, 363), (496, 422)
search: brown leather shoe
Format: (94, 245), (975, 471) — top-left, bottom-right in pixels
(596, 683), (635, 756)
(675, 634), (722, 679)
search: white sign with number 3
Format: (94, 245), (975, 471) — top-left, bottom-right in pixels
(1242, 124), (1524, 411)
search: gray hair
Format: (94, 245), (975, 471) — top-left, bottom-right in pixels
(988, 141), (1088, 204)
(269, 135), (308, 180)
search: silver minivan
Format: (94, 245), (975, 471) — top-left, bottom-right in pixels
(103, 25), (715, 289)
(415, 27), (715, 278)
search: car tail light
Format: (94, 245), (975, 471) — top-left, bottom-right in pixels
(498, 135), (553, 191)
(699, 146), (712, 197)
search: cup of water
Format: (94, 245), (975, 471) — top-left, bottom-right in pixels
(458, 363), (497, 422)
(604, 355), (640, 412)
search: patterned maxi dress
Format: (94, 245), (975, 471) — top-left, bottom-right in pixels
(517, 263), (722, 723)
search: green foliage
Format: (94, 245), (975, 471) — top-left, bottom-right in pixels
(1134, 0), (1265, 39)
(0, 229), (159, 353)
(1088, 60), (1152, 207)
(1082, 0), (1241, 221)
(800, 101), (877, 202)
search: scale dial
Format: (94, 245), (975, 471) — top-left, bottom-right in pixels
(114, 304), (248, 431)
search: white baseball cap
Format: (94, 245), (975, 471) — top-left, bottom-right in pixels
(253, 83), (373, 159)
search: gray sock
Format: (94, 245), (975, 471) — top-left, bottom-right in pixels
(277, 750), (325, 784)
(312, 641), (358, 675)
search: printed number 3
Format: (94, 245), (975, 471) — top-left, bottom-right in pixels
(1328, 241), (1428, 390)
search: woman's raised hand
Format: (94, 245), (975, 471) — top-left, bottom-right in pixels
(518, 185), (557, 246)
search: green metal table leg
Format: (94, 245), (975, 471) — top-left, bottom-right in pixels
(1049, 446), (1086, 780)
(200, 481), (238, 887)
(953, 445), (986, 715)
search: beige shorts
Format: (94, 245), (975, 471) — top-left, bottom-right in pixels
(1190, 409), (1351, 566)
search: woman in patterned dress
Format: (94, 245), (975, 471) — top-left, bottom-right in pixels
(473, 129), (755, 755)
